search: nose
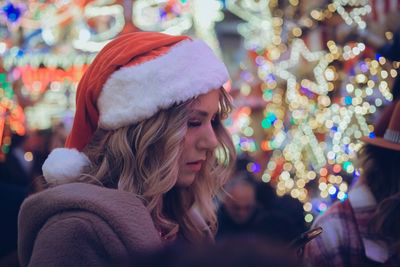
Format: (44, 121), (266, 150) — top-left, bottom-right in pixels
(197, 125), (218, 151)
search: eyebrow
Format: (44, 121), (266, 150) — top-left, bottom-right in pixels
(191, 110), (218, 117)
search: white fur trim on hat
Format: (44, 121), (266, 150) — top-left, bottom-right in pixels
(98, 39), (229, 129)
(42, 148), (90, 184)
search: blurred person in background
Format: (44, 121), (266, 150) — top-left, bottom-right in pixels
(216, 174), (264, 238)
(236, 156), (306, 235)
(217, 155), (306, 242)
(217, 170), (302, 244)
(0, 133), (32, 267)
(0, 122), (69, 266)
(256, 179), (307, 239)
(304, 100), (400, 267)
(0, 134), (32, 186)
(29, 123), (69, 186)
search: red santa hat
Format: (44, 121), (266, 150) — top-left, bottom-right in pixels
(42, 32), (229, 183)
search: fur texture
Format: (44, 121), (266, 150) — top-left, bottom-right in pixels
(42, 148), (90, 183)
(98, 39), (229, 129)
(18, 183), (161, 266)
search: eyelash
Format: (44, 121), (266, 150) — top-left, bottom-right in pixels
(188, 121), (202, 128)
(188, 116), (219, 128)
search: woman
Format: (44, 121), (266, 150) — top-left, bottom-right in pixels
(304, 101), (400, 267)
(18, 32), (235, 266)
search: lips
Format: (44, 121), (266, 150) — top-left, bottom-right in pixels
(186, 160), (203, 172)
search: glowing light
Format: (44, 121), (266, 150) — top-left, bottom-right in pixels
(307, 171), (317, 180)
(319, 168), (328, 177)
(318, 203), (328, 212)
(226, 0), (274, 50)
(243, 127), (254, 136)
(132, 0), (223, 56)
(332, 164), (341, 173)
(305, 214), (313, 223)
(72, 2), (125, 52)
(303, 202), (312, 212)
(260, 38), (330, 104)
(319, 182), (327, 191)
(290, 189), (300, 198)
(337, 191), (347, 200)
(328, 186), (337, 195)
(325, 68), (335, 81)
(24, 152), (33, 161)
(0, 43), (7, 54)
(292, 27), (302, 37)
(320, 190), (329, 198)
(339, 183), (348, 192)
(221, 0), (395, 216)
(262, 173), (271, 183)
(246, 162), (260, 173)
(296, 179), (306, 188)
(332, 0), (371, 29)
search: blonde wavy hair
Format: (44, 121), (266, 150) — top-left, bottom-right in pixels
(76, 88), (235, 242)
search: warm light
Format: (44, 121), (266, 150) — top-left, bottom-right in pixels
(303, 202), (312, 212)
(292, 27), (302, 37)
(24, 152), (33, 162)
(262, 173), (271, 183)
(0, 42), (6, 54)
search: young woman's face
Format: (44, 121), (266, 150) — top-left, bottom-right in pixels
(176, 89), (220, 187)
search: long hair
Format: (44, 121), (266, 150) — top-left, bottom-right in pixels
(74, 88), (235, 242)
(357, 144), (400, 242)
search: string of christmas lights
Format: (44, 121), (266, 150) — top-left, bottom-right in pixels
(228, 0), (397, 223)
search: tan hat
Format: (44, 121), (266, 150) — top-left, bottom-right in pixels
(361, 100), (400, 151)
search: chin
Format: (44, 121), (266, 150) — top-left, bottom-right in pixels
(175, 174), (196, 187)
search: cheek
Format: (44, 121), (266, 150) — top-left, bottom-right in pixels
(182, 131), (197, 154)
(179, 135), (194, 168)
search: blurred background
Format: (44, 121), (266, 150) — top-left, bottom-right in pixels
(0, 0), (399, 250)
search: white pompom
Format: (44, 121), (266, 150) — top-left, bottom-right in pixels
(42, 148), (90, 183)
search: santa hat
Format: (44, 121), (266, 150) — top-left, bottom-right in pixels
(43, 32), (229, 183)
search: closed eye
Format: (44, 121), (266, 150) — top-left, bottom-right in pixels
(188, 120), (202, 128)
(188, 113), (219, 128)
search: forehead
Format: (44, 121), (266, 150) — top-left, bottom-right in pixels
(229, 183), (255, 200)
(190, 89), (220, 110)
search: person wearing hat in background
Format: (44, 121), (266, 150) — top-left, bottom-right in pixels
(17, 31), (236, 266)
(304, 100), (400, 267)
